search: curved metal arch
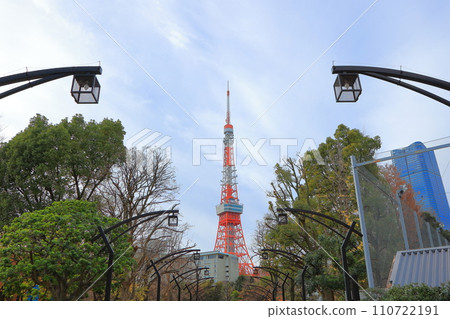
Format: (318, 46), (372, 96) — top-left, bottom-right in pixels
(185, 276), (214, 300)
(261, 248), (304, 263)
(253, 275), (277, 287)
(146, 248), (200, 272)
(260, 248), (320, 274)
(92, 209), (179, 240)
(185, 276), (213, 289)
(170, 267), (209, 283)
(246, 284), (272, 300)
(255, 265), (290, 279)
(0, 66), (102, 100)
(278, 207), (363, 237)
(255, 266), (292, 301)
(332, 65), (450, 107)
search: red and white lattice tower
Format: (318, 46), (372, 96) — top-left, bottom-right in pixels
(214, 83), (254, 275)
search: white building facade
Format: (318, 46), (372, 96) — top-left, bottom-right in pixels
(197, 251), (239, 283)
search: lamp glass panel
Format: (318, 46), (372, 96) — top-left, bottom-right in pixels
(168, 215), (178, 227)
(334, 74), (361, 102)
(71, 75), (101, 104)
(278, 213), (288, 225)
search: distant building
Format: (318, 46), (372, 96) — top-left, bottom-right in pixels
(197, 251), (239, 283)
(392, 141), (450, 229)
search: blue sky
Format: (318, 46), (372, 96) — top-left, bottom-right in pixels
(1, 0), (449, 254)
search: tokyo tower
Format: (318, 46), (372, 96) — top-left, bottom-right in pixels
(214, 83), (254, 275)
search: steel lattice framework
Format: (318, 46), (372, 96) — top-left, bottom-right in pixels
(214, 84), (254, 275)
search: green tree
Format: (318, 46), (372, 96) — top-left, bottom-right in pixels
(200, 281), (225, 301)
(0, 200), (134, 300)
(256, 124), (381, 300)
(0, 114), (125, 229)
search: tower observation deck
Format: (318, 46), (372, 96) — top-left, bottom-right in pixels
(214, 83), (254, 275)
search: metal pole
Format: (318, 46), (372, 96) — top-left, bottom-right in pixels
(301, 266), (308, 301)
(196, 266), (199, 301)
(426, 222), (434, 247)
(353, 143), (450, 168)
(341, 221), (356, 301)
(413, 211), (424, 248)
(436, 228), (443, 246)
(350, 274), (360, 301)
(281, 274), (288, 301)
(396, 190), (410, 250)
(185, 284), (192, 301)
(97, 226), (114, 301)
(350, 155), (375, 288)
(272, 282), (277, 301)
(150, 260), (161, 301)
(289, 276), (295, 301)
(172, 275), (181, 301)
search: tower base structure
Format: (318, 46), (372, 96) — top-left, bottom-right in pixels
(214, 204), (254, 275)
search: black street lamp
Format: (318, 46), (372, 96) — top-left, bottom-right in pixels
(332, 65), (450, 107)
(277, 212), (288, 225)
(251, 272), (279, 301)
(333, 73), (362, 102)
(92, 209), (179, 301)
(261, 248), (304, 264)
(184, 277), (214, 301)
(168, 212), (179, 227)
(260, 248), (306, 300)
(170, 267), (209, 301)
(255, 266), (291, 301)
(276, 207), (362, 301)
(0, 66), (102, 103)
(146, 248), (201, 301)
(70, 74), (101, 103)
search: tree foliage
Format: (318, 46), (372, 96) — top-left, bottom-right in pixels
(255, 124), (381, 300)
(96, 148), (189, 300)
(0, 114), (125, 229)
(0, 200), (134, 300)
(200, 281), (226, 301)
(0, 114), (192, 301)
(383, 283), (450, 301)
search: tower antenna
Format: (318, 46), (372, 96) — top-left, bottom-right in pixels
(226, 80), (230, 125)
